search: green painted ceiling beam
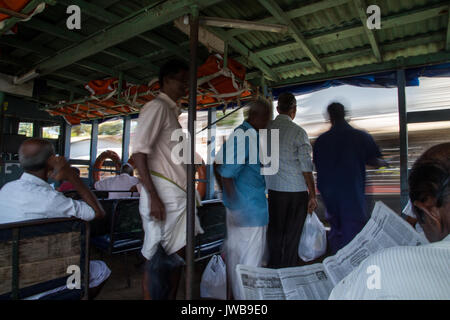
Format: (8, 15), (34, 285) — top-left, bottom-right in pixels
(53, 71), (92, 84)
(258, 0), (325, 72)
(252, 3), (449, 59)
(208, 27), (279, 81)
(57, 0), (190, 62)
(10, 0), (123, 58)
(0, 55), (23, 67)
(0, 37), (53, 56)
(75, 61), (142, 84)
(46, 80), (87, 96)
(226, 0), (350, 38)
(352, 0), (382, 62)
(272, 51), (450, 88)
(25, 18), (160, 73)
(246, 32), (446, 80)
(0, 0), (56, 35)
(33, 0), (223, 75)
(116, 42), (191, 72)
(57, 0), (120, 24)
(0, 37), (142, 84)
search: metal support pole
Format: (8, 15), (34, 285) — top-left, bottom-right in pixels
(63, 122), (71, 159)
(186, 5), (199, 300)
(261, 76), (268, 98)
(122, 116), (131, 163)
(33, 121), (41, 138)
(206, 107), (216, 200)
(397, 69), (408, 209)
(89, 120), (98, 186)
(223, 42), (228, 68)
(0, 92), (5, 162)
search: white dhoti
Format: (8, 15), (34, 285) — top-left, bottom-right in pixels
(224, 209), (267, 300)
(24, 260), (111, 300)
(139, 174), (204, 260)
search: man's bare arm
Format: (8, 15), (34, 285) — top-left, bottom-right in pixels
(133, 152), (166, 220)
(214, 162), (237, 201)
(303, 171), (318, 214)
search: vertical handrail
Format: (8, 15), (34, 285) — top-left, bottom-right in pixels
(397, 69), (408, 209)
(186, 5), (199, 300)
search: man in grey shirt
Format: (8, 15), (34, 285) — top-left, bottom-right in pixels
(266, 92), (318, 268)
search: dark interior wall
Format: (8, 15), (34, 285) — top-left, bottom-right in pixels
(1, 93), (65, 154)
(2, 94), (63, 135)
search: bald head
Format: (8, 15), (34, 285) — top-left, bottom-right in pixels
(247, 98), (273, 130)
(121, 163), (134, 176)
(19, 138), (55, 172)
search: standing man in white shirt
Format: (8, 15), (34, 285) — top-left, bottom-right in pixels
(94, 162), (139, 199)
(329, 144), (450, 300)
(265, 92), (318, 268)
(133, 60), (203, 300)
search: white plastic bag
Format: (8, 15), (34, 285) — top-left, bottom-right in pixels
(298, 212), (327, 262)
(200, 255), (227, 300)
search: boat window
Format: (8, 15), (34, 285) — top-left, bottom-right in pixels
(97, 118), (123, 159)
(18, 122), (33, 137)
(42, 125), (60, 139)
(70, 123), (92, 160)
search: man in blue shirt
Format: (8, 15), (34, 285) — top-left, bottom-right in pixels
(313, 103), (387, 254)
(214, 98), (273, 300)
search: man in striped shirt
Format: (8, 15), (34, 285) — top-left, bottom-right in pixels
(265, 92), (318, 268)
(329, 144), (450, 299)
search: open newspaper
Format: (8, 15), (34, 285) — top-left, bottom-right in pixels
(236, 201), (428, 300)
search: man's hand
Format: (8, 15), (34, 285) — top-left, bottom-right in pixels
(307, 196), (318, 214)
(47, 155), (71, 181)
(48, 155), (106, 220)
(149, 191), (166, 221)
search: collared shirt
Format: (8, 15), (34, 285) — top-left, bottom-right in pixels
(329, 235), (450, 300)
(132, 92), (187, 189)
(313, 121), (382, 221)
(0, 173), (95, 224)
(94, 173), (139, 199)
(216, 121), (268, 227)
(265, 114), (313, 192)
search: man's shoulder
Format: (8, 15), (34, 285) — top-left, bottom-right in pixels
(141, 96), (168, 113)
(0, 179), (21, 191)
(314, 130), (331, 145)
(361, 243), (446, 266)
(293, 122), (308, 135)
(348, 126), (373, 139)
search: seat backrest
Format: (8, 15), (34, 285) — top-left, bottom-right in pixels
(195, 200), (226, 246)
(112, 199), (143, 239)
(0, 218), (89, 300)
(90, 199), (117, 237)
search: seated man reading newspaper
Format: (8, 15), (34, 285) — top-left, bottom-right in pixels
(236, 201), (428, 300)
(329, 151), (450, 299)
(236, 144), (449, 300)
